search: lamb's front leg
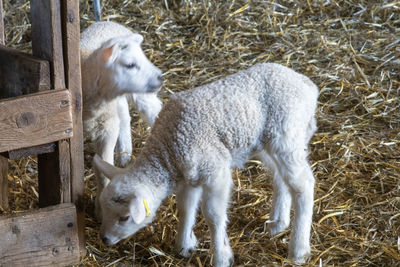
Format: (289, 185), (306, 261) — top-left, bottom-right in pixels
(93, 123), (119, 219)
(115, 98), (132, 167)
(202, 166), (233, 267)
(175, 185), (202, 257)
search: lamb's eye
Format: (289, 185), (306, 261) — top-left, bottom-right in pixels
(119, 216), (130, 222)
(126, 63), (137, 69)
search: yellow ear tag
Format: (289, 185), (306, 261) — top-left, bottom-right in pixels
(143, 199), (151, 217)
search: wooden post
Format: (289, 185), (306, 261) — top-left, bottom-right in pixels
(30, 0), (65, 90)
(0, 0), (4, 44)
(61, 0), (86, 255)
(0, 0), (8, 212)
(30, 0), (71, 207)
(0, 156), (7, 212)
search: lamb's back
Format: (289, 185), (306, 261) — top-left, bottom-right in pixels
(145, 63), (318, 168)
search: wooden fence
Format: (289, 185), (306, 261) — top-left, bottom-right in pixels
(0, 1), (85, 265)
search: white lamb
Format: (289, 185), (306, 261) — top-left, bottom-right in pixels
(80, 21), (163, 216)
(93, 63), (318, 266)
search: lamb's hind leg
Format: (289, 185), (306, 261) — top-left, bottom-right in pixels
(201, 165), (233, 267)
(258, 150), (292, 236)
(274, 148), (315, 263)
(175, 185), (202, 257)
(269, 172), (292, 235)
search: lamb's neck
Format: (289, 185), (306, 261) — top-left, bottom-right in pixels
(133, 150), (176, 196)
(82, 71), (119, 118)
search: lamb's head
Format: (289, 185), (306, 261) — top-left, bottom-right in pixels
(97, 34), (162, 96)
(93, 155), (157, 246)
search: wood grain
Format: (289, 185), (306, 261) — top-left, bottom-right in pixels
(0, 0), (4, 45)
(31, 0), (65, 90)
(31, 0), (72, 214)
(0, 203), (80, 267)
(61, 0), (86, 255)
(1, 143), (56, 160)
(0, 89), (73, 153)
(0, 45), (51, 98)
(0, 155), (7, 212)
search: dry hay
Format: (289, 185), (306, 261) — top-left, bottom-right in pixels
(1, 0), (400, 266)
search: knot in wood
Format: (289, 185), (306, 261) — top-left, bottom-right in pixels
(16, 112), (37, 128)
(52, 247), (59, 256)
(11, 225), (21, 235)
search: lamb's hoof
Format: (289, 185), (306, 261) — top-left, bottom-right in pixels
(175, 231), (198, 258)
(213, 245), (234, 267)
(213, 254), (234, 267)
(289, 245), (311, 264)
(176, 246), (196, 258)
(266, 220), (289, 236)
(175, 239), (198, 258)
(116, 153), (132, 167)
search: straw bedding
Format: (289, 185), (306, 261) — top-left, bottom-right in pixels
(2, 0), (399, 266)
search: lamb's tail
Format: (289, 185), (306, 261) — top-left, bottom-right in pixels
(93, 0), (101, 22)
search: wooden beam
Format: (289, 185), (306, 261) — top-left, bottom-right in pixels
(0, 45), (51, 160)
(0, 45), (51, 98)
(0, 0), (4, 45)
(31, 0), (65, 90)
(30, 0), (72, 210)
(0, 1), (9, 215)
(61, 0), (86, 255)
(0, 155), (7, 212)
(0, 1), (7, 211)
(0, 203), (80, 267)
(1, 143), (56, 160)
(0, 89), (73, 153)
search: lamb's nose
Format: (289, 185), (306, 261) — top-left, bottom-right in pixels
(147, 75), (163, 92)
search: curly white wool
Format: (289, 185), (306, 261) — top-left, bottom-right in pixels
(94, 63), (318, 266)
(80, 21), (163, 217)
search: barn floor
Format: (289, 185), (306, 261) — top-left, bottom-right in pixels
(2, 0), (400, 266)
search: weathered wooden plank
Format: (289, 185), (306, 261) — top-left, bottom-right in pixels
(0, 2), (6, 209)
(31, 0), (71, 217)
(31, 0), (65, 90)
(0, 155), (8, 212)
(0, 45), (51, 98)
(61, 0), (86, 255)
(1, 143), (56, 160)
(0, 89), (73, 153)
(0, 45), (53, 162)
(0, 203), (80, 267)
(0, 0), (4, 45)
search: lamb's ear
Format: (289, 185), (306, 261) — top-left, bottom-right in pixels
(92, 154), (123, 180)
(129, 196), (146, 224)
(101, 43), (120, 65)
